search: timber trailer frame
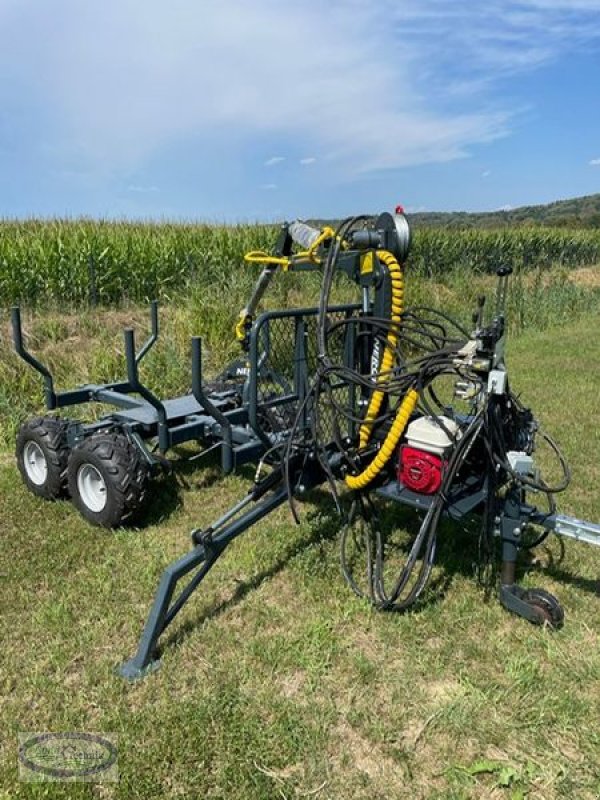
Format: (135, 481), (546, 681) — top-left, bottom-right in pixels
(11, 209), (600, 680)
(118, 211), (600, 680)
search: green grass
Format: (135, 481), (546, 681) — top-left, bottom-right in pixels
(1, 299), (600, 796)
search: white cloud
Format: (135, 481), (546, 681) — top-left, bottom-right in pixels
(260, 183), (277, 190)
(482, 170), (491, 178)
(522, 0), (600, 9)
(590, 158), (600, 165)
(300, 157), (317, 165)
(1, 0), (599, 178)
(264, 156), (285, 166)
(127, 184), (159, 193)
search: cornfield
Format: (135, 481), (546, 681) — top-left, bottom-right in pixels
(0, 219), (599, 307)
(411, 227), (600, 277)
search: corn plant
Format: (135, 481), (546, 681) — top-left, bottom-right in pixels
(1, 219), (599, 308)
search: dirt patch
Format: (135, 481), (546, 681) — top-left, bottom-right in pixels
(279, 669), (306, 700)
(428, 678), (462, 706)
(329, 716), (463, 798)
(346, 627), (385, 662)
(332, 718), (405, 784)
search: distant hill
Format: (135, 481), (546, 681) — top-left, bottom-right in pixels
(408, 193), (600, 229)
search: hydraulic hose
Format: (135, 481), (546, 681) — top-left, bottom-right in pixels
(345, 388), (418, 490)
(345, 249), (411, 491)
(357, 250), (405, 450)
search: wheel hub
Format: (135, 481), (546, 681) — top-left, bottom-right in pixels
(23, 441), (48, 486)
(77, 464), (108, 513)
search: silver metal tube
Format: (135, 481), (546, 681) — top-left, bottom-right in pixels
(362, 287), (370, 313)
(553, 514), (600, 547)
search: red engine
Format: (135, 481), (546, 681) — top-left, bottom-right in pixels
(397, 446), (444, 495)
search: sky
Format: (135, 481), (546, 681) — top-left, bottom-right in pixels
(0, 0), (599, 221)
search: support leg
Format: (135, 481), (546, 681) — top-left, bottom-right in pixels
(119, 484), (290, 680)
(119, 544), (221, 680)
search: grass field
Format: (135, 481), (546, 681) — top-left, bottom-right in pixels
(1, 268), (600, 798)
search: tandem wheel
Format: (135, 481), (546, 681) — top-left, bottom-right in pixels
(67, 430), (150, 528)
(16, 416), (71, 500)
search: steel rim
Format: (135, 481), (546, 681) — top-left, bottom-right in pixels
(23, 441), (48, 486)
(77, 464), (108, 513)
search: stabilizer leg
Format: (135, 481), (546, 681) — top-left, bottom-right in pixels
(119, 544), (222, 680)
(119, 483), (290, 680)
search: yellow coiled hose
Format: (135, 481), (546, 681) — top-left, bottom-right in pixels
(357, 250), (405, 450)
(345, 389), (418, 490)
(345, 250), (416, 491)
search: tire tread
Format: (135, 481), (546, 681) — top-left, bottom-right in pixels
(16, 416), (70, 499)
(68, 430), (149, 527)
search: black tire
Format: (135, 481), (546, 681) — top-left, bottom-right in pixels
(67, 430), (150, 528)
(16, 416), (70, 499)
(523, 588), (564, 629)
